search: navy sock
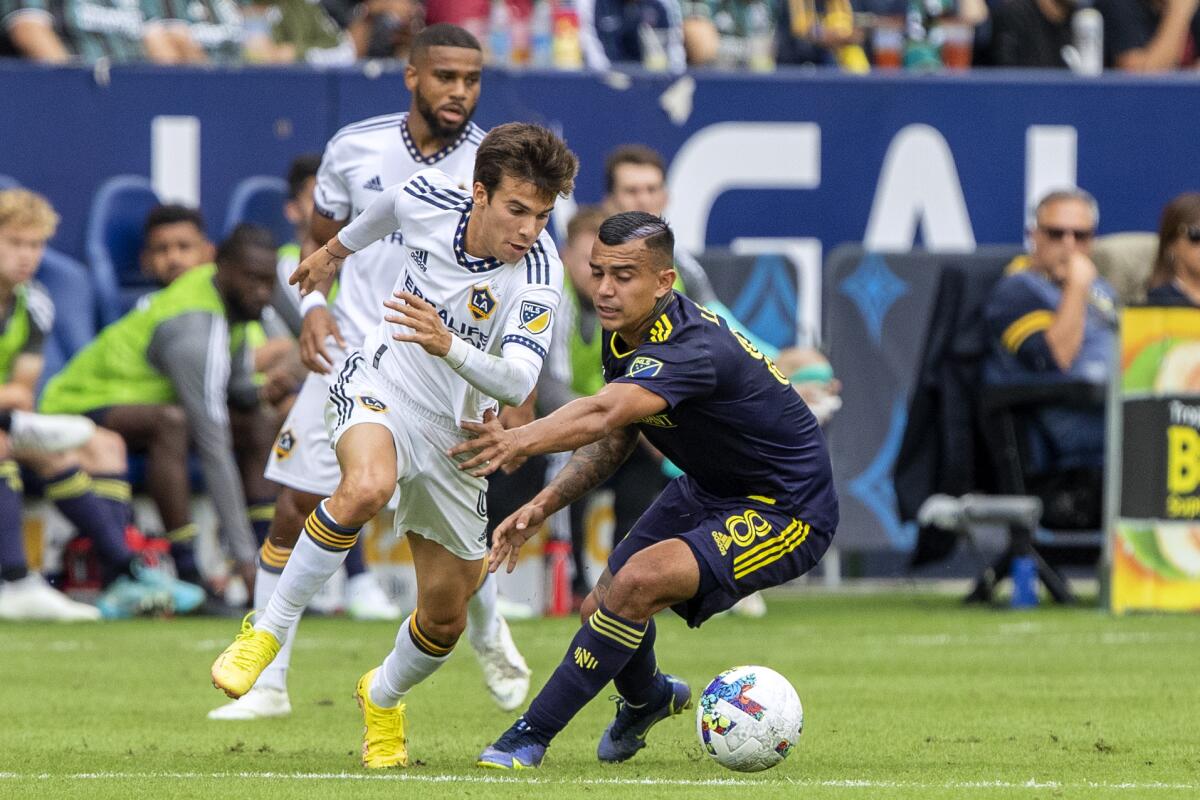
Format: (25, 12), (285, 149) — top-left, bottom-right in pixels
(0, 461), (27, 581)
(248, 500), (275, 547)
(167, 523), (201, 583)
(523, 603), (648, 741)
(343, 538), (367, 578)
(46, 469), (134, 580)
(613, 618), (670, 708)
(90, 474), (132, 532)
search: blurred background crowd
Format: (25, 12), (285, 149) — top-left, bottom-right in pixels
(3, 0), (1200, 74)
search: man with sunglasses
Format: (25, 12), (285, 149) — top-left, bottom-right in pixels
(983, 188), (1117, 475)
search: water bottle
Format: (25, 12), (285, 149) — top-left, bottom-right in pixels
(488, 0), (512, 67)
(1010, 555), (1039, 608)
(552, 0), (584, 69)
(745, 0), (775, 72)
(638, 22), (669, 72)
(530, 0), (554, 68)
(1072, 7), (1103, 76)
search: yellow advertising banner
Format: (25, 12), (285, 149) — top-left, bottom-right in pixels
(1111, 307), (1200, 612)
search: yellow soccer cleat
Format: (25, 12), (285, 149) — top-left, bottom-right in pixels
(210, 612), (281, 699)
(356, 669), (408, 768)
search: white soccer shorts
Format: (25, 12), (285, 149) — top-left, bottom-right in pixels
(325, 352), (489, 561)
(264, 370), (342, 497)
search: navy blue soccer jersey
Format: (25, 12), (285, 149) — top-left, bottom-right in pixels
(601, 292), (837, 534)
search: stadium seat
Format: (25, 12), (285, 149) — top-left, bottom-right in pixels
(86, 175), (162, 326)
(34, 249), (97, 394)
(222, 176), (290, 247)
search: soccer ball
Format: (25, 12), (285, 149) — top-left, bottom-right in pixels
(696, 665), (803, 772)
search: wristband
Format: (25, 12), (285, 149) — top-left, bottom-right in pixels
(443, 334), (469, 370)
(299, 291), (327, 317)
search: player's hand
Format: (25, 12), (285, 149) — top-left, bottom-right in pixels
(450, 408), (522, 477)
(384, 291), (453, 357)
(290, 239), (348, 296)
(298, 306), (347, 375)
(489, 501), (547, 573)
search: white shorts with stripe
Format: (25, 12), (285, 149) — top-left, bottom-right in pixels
(264, 365), (343, 497)
(326, 351), (489, 561)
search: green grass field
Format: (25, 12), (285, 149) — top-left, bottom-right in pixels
(1, 592), (1197, 800)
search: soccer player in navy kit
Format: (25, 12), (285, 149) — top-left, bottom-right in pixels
(451, 211), (838, 769)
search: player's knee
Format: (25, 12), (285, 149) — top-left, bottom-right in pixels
(333, 470), (393, 519)
(151, 406), (189, 446)
(80, 428), (127, 473)
(415, 608), (466, 647)
(605, 563), (658, 622)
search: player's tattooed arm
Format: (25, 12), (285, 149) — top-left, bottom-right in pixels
(542, 426), (639, 511)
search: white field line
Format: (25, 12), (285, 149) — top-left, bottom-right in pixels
(0, 772), (1195, 790)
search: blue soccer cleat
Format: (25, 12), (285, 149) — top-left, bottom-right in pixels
(96, 575), (172, 619)
(477, 717), (547, 769)
(132, 562), (206, 614)
(597, 674), (692, 763)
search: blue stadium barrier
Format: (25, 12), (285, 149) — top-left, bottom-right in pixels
(223, 175), (291, 247)
(85, 175), (162, 326)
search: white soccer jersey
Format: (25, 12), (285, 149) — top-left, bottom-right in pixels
(314, 112), (485, 348)
(354, 168), (563, 424)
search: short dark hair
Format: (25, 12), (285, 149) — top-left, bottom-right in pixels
(597, 211), (674, 269)
(604, 145), (666, 194)
(143, 204), (206, 240)
(216, 223), (275, 266)
(566, 205), (606, 245)
(411, 23), (482, 62)
(474, 122), (578, 201)
(286, 154), (322, 200)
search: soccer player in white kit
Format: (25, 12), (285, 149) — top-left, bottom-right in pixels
(211, 122), (579, 768)
(208, 24), (530, 723)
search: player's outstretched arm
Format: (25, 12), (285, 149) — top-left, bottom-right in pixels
(451, 382), (666, 476)
(489, 425), (640, 573)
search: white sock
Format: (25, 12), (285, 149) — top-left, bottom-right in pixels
(253, 565), (296, 692)
(466, 571), (500, 652)
(257, 532), (350, 642)
(369, 614), (452, 708)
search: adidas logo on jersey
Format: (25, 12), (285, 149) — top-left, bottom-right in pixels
(411, 249), (428, 271)
(363, 175), (383, 191)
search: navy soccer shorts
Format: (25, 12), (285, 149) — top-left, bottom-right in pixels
(607, 475), (834, 627)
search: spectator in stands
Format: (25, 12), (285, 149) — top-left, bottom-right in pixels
(989, 0), (1074, 67)
(0, 0), (190, 63)
(154, 0), (245, 63)
(40, 225), (281, 603)
(773, 0), (867, 68)
(142, 205), (214, 286)
(601, 143), (841, 422)
(1095, 0), (1200, 71)
(0, 187), (203, 617)
(343, 0), (423, 60)
(241, 0), (352, 64)
(983, 188), (1117, 473)
(578, 0), (687, 72)
(425, 0), (518, 46)
(1146, 192), (1200, 307)
(540, 206), (667, 606)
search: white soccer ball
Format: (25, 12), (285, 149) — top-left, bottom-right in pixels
(696, 665), (803, 773)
